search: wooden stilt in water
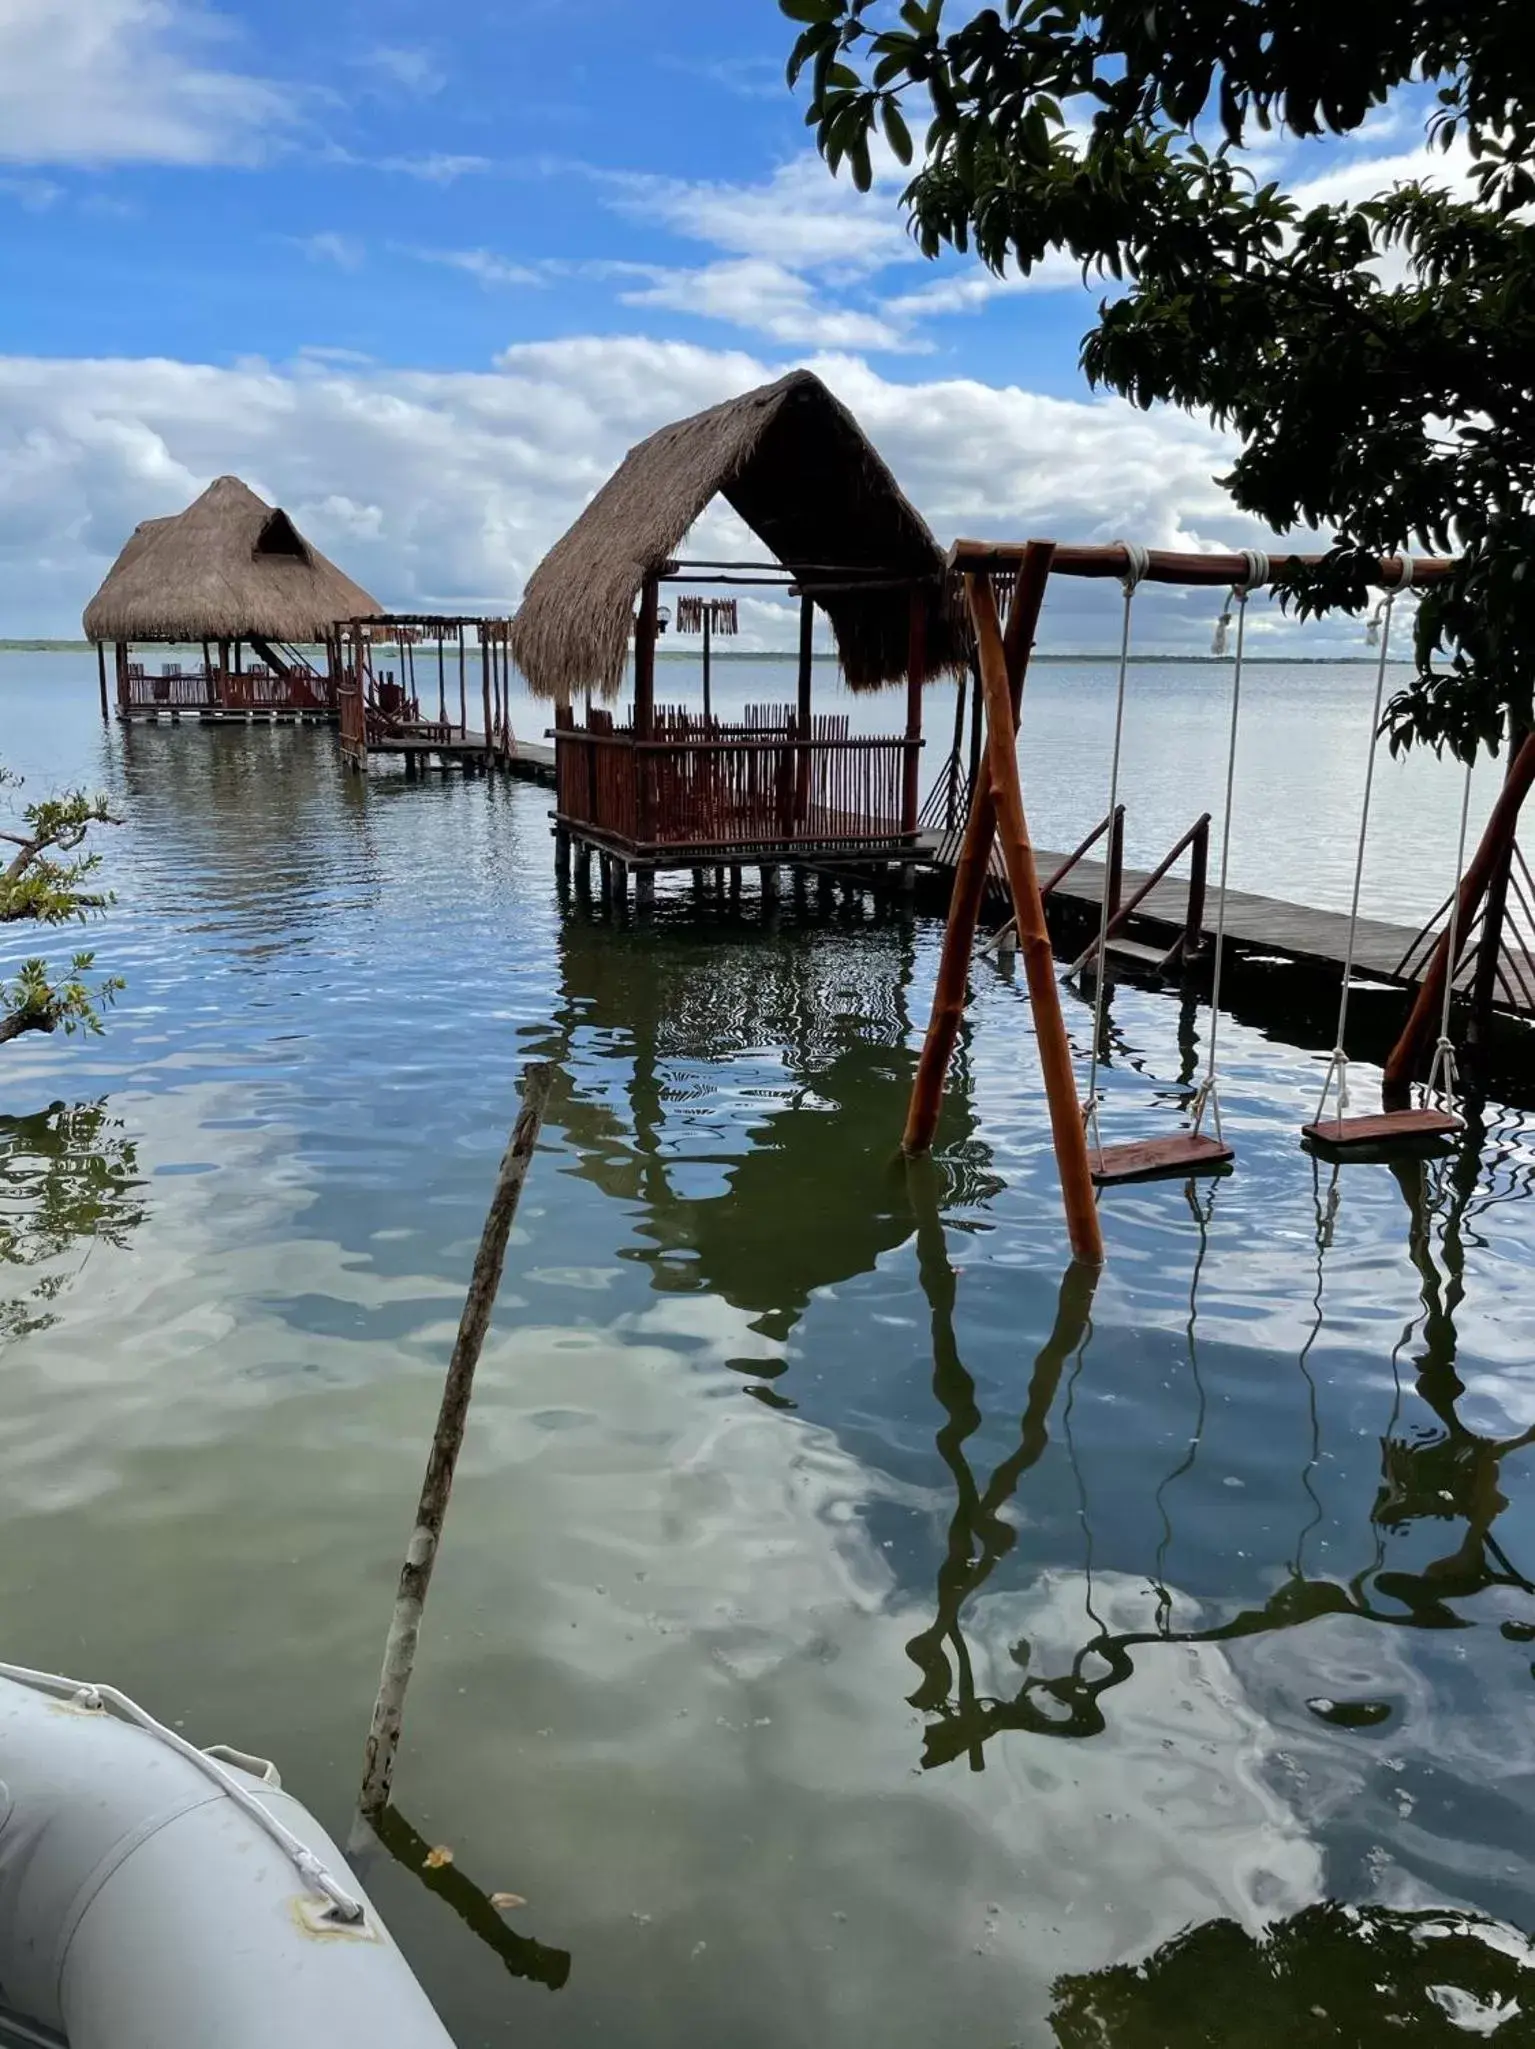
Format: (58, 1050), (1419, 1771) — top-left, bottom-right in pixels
(359, 1064), (555, 1818)
(95, 642), (108, 720)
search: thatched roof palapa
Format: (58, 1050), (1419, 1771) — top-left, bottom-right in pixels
(509, 370), (961, 700)
(83, 476), (382, 644)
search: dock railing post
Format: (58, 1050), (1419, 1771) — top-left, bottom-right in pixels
(1106, 804), (1125, 928)
(1182, 814), (1209, 965)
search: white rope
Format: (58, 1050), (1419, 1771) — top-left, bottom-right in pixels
(0, 1660), (366, 1924)
(1425, 756), (1475, 1105)
(1082, 542), (1150, 1156)
(1191, 550), (1266, 1142)
(1313, 557), (1414, 1125)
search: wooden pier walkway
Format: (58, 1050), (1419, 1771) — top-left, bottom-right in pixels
(918, 834), (1535, 1017)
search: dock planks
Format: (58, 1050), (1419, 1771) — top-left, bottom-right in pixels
(921, 834), (1535, 1018)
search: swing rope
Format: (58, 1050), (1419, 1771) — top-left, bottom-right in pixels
(1190, 550), (1267, 1144)
(1425, 757), (1475, 1105)
(1313, 558), (1414, 1125)
(1083, 542), (1150, 1158)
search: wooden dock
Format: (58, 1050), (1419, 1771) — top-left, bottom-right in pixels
(363, 731), (557, 788)
(919, 834), (1535, 1018)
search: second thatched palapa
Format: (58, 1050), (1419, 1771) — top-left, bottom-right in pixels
(509, 369), (960, 700)
(83, 476), (381, 648)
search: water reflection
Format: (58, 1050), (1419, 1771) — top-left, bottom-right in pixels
(543, 914), (1001, 1361)
(360, 1804), (572, 1995)
(906, 1107), (1535, 1766)
(0, 1100), (146, 1343)
(1050, 1900), (1535, 2045)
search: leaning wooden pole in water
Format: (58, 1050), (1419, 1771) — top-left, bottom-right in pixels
(902, 543), (1053, 1153)
(359, 1062), (556, 1818)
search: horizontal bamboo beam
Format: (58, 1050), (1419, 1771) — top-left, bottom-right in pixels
(946, 540), (1458, 587)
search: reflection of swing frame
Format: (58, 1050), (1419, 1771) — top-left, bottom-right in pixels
(905, 1100), (1535, 1772)
(905, 540), (1462, 1261)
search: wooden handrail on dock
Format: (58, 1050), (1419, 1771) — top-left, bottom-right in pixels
(1068, 814), (1212, 977)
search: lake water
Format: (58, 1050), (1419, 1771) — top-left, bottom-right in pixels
(4, 654), (1535, 2045)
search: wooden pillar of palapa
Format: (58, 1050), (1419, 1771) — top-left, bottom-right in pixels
(113, 641), (129, 715)
(702, 610), (713, 723)
(795, 592), (814, 828)
(481, 627), (493, 762)
(634, 573), (659, 851)
(902, 585), (926, 838)
(95, 642), (108, 721)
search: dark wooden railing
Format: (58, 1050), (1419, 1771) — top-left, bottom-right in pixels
(123, 663), (328, 714)
(554, 704), (921, 857)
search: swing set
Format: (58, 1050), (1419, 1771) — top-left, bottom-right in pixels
(903, 538), (1460, 1266)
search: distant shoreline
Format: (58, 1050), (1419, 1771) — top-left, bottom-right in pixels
(0, 641), (1404, 667)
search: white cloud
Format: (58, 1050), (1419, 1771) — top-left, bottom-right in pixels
(602, 155), (913, 277)
(0, 0), (292, 166)
(408, 247), (544, 289)
(0, 173), (63, 210)
(0, 335), (1276, 645)
(356, 44), (444, 95)
(290, 231), (364, 271)
(375, 152), (491, 184)
(612, 258), (917, 352)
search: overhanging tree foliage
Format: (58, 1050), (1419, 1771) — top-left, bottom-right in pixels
(782, 0), (1535, 760)
(1, 768), (122, 1048)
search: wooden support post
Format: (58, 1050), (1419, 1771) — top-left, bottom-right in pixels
(612, 859), (630, 917)
(575, 841), (593, 895)
(1385, 728), (1535, 1104)
(1469, 726), (1528, 1052)
(555, 826), (572, 884)
(634, 575), (659, 847)
(635, 868), (655, 913)
(114, 640), (129, 714)
(966, 660), (984, 801)
(760, 863), (780, 905)
(946, 670), (967, 832)
(359, 1065), (555, 1818)
(963, 568), (1102, 1262)
(903, 587), (926, 838)
(903, 552), (1051, 1155)
(1106, 805), (1125, 928)
(95, 642), (108, 721)
(702, 610), (712, 724)
(437, 633), (447, 724)
(458, 627), (467, 737)
(795, 592), (815, 827)
(481, 630), (493, 762)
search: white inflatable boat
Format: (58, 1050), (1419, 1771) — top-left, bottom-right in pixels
(0, 1666), (455, 2048)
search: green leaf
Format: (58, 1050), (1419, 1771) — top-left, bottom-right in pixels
(882, 98), (915, 165)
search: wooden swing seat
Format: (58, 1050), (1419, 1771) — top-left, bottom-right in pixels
(1301, 1107), (1463, 1154)
(1091, 1132), (1235, 1186)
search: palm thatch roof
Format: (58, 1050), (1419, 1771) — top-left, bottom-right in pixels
(509, 370), (960, 700)
(83, 476), (382, 644)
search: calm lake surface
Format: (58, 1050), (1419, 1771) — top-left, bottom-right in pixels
(4, 653), (1535, 2044)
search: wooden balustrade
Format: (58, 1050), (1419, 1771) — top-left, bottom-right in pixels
(553, 705), (921, 858)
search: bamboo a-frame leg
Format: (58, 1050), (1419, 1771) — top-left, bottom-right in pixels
(903, 545), (1105, 1266)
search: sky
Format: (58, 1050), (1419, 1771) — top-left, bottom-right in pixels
(0, 0), (1461, 648)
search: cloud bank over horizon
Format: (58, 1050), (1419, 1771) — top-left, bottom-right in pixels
(1, 334), (1356, 654)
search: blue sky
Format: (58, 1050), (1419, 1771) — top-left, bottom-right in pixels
(0, 1), (1460, 644)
